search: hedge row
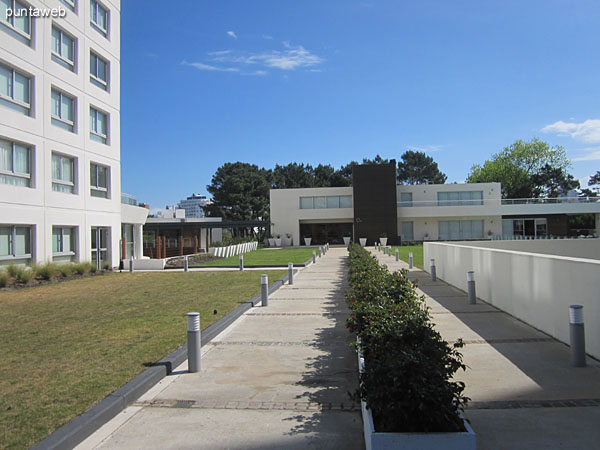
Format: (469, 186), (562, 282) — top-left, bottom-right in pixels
(346, 243), (469, 432)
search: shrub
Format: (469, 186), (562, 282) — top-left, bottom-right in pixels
(102, 261), (111, 271)
(89, 263), (97, 273)
(346, 243), (468, 433)
(35, 263), (58, 280)
(0, 270), (8, 288)
(57, 264), (73, 278)
(72, 263), (90, 275)
(16, 268), (33, 284)
(6, 264), (20, 278)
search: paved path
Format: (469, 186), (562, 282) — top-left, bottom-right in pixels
(77, 248), (363, 450)
(371, 247), (600, 450)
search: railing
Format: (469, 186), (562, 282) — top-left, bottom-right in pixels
(121, 193), (138, 206)
(397, 196), (600, 208)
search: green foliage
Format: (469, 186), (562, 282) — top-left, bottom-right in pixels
(467, 138), (572, 198)
(0, 270), (8, 288)
(346, 244), (468, 433)
(89, 263), (97, 273)
(57, 264), (73, 278)
(6, 264), (20, 278)
(16, 268), (32, 284)
(35, 263), (58, 281)
(102, 262), (111, 271)
(397, 150), (447, 185)
(72, 263), (91, 275)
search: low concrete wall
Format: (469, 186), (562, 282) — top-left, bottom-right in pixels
(424, 242), (600, 359)
(465, 238), (600, 260)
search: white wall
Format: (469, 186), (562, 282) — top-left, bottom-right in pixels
(457, 239), (600, 260)
(424, 242), (600, 359)
(398, 216), (502, 241)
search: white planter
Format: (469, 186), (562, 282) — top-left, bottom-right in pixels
(359, 238), (367, 247)
(274, 238), (282, 247)
(268, 238), (275, 247)
(343, 237), (351, 245)
(379, 237), (388, 246)
(282, 237), (292, 247)
(361, 401), (476, 450)
(304, 237), (312, 246)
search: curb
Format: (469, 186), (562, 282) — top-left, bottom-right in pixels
(168, 263), (308, 270)
(32, 272), (292, 450)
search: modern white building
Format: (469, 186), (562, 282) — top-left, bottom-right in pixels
(177, 194), (211, 218)
(0, 0), (147, 268)
(270, 162), (600, 246)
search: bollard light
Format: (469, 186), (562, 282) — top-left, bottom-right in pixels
(129, 255), (134, 273)
(288, 263), (294, 285)
(239, 254), (244, 272)
(430, 258), (437, 282)
(261, 274), (269, 307)
(409, 252), (413, 269)
(395, 248), (399, 262)
(184, 255), (189, 272)
(313, 251), (316, 264)
(569, 305), (586, 367)
(467, 271), (476, 304)
(187, 312), (201, 372)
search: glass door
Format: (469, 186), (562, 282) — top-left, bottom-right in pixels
(91, 227), (109, 269)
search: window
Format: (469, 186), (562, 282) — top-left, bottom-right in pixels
(89, 106), (107, 144)
(299, 197), (313, 209)
(401, 222), (414, 241)
(300, 195), (352, 209)
(0, 138), (30, 187)
(51, 89), (75, 132)
(52, 226), (75, 262)
(0, 0), (32, 44)
(51, 25), (76, 71)
(0, 225), (31, 264)
(91, 227), (109, 269)
(439, 220), (484, 240)
(0, 62), (31, 115)
(438, 191), (483, 206)
(326, 196), (339, 208)
(313, 196), (326, 209)
(339, 195), (352, 208)
(399, 192), (413, 207)
(60, 0), (76, 12)
(90, 51), (108, 89)
(52, 153), (75, 193)
(90, 162), (108, 198)
(90, 0), (108, 36)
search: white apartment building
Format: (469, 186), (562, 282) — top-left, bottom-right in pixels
(177, 194), (211, 218)
(0, 0), (147, 268)
(270, 162), (600, 246)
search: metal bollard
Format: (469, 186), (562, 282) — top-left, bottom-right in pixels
(239, 254), (244, 271)
(409, 252), (413, 269)
(569, 305), (586, 367)
(318, 247), (322, 258)
(261, 274), (269, 307)
(129, 255), (134, 273)
(313, 251), (316, 264)
(288, 263), (294, 285)
(467, 271), (476, 304)
(430, 259), (436, 282)
(395, 248), (399, 261)
(187, 312), (201, 372)
(184, 255), (189, 272)
(388, 246), (392, 256)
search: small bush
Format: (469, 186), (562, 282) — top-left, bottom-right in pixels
(0, 270), (8, 288)
(16, 268), (33, 284)
(102, 261), (111, 271)
(89, 263), (97, 273)
(72, 263), (89, 275)
(57, 264), (73, 278)
(6, 264), (20, 278)
(35, 263), (58, 280)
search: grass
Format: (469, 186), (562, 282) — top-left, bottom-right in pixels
(200, 248), (316, 266)
(0, 270), (285, 449)
(390, 245), (424, 269)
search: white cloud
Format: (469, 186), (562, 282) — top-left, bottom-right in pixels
(207, 50), (232, 56)
(571, 147), (600, 162)
(262, 34), (273, 40)
(241, 45), (323, 70)
(407, 145), (443, 153)
(541, 119), (600, 144)
(227, 31), (237, 39)
(181, 61), (239, 72)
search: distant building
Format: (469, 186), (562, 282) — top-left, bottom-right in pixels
(178, 194), (212, 218)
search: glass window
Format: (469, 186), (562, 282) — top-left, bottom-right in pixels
(401, 222), (414, 241)
(314, 196), (326, 209)
(299, 197), (313, 209)
(52, 226), (75, 262)
(470, 220), (484, 239)
(90, 163), (108, 198)
(90, 0), (108, 36)
(60, 0), (76, 12)
(535, 219), (547, 237)
(438, 191), (483, 206)
(399, 192), (412, 207)
(89, 107), (107, 144)
(0, 0), (32, 44)
(439, 220), (484, 240)
(51, 26), (76, 71)
(90, 51), (108, 89)
(326, 196), (339, 208)
(339, 195), (352, 208)
(0, 62), (31, 115)
(0, 138), (31, 187)
(52, 153), (75, 193)
(0, 225), (31, 261)
(51, 89), (75, 132)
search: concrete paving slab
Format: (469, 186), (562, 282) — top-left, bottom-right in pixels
(425, 296), (501, 314)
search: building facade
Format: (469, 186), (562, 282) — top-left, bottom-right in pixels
(270, 162), (600, 245)
(0, 0), (146, 268)
(177, 194), (211, 218)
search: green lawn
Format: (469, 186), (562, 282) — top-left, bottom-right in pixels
(390, 245), (424, 269)
(0, 270), (285, 450)
(200, 248), (316, 266)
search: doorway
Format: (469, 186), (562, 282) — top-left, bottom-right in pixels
(91, 227), (110, 269)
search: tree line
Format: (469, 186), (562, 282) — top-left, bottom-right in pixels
(205, 141), (600, 221)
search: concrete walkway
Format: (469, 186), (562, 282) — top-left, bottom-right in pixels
(371, 248), (600, 450)
(76, 248), (363, 450)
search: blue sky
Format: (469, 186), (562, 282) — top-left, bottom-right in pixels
(120, 0), (600, 207)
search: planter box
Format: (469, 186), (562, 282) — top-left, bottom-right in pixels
(282, 237), (292, 247)
(304, 237), (312, 246)
(268, 238), (275, 247)
(343, 237), (351, 245)
(274, 238), (282, 247)
(379, 237), (388, 246)
(359, 238), (367, 247)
